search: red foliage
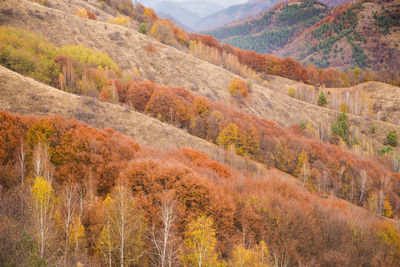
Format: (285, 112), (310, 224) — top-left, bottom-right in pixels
(87, 10), (97, 20)
(120, 80), (156, 111)
(189, 33), (222, 52)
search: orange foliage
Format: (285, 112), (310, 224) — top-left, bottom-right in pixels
(229, 77), (248, 98)
(1, 110), (399, 265)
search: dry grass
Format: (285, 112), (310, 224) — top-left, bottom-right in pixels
(0, 65), (270, 177)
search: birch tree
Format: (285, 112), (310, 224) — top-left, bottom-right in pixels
(97, 183), (146, 267)
(150, 193), (180, 267)
(59, 182), (79, 264)
(30, 176), (57, 259)
(182, 215), (225, 267)
(17, 138), (26, 186)
(357, 170), (369, 204)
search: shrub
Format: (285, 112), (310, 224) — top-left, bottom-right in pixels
(59, 45), (118, 70)
(229, 77), (248, 98)
(340, 103), (349, 113)
(75, 8), (96, 20)
(107, 14), (128, 26)
(379, 146), (393, 156)
(300, 120), (307, 130)
(387, 131), (398, 147)
(0, 26), (60, 85)
(286, 86), (296, 98)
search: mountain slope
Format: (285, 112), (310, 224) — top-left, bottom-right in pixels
(177, 0), (224, 17)
(277, 0), (400, 71)
(206, 0), (329, 54)
(154, 1), (201, 30)
(1, 0), (399, 147)
(0, 65), (268, 175)
(207, 0), (400, 73)
(198, 0), (282, 31)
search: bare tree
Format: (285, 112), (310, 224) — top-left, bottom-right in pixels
(16, 138), (26, 186)
(98, 182), (145, 267)
(59, 182), (79, 264)
(378, 176), (392, 216)
(357, 171), (369, 204)
(32, 143), (53, 182)
(150, 193), (180, 267)
(271, 248), (290, 267)
(30, 176), (57, 259)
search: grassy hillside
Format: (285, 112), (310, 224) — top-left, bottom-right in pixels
(0, 1), (399, 151)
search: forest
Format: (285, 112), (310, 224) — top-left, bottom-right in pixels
(208, 0), (328, 54)
(1, 111), (400, 266)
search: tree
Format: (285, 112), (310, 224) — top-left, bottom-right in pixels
(217, 123), (240, 153)
(332, 112), (349, 144)
(30, 176), (57, 259)
(150, 193), (180, 267)
(295, 150), (310, 185)
(230, 241), (270, 267)
(139, 23), (147, 34)
(16, 138), (26, 186)
(97, 183), (146, 267)
(357, 170), (369, 204)
(387, 131), (398, 147)
(182, 215), (225, 267)
(317, 90), (327, 107)
(58, 182), (80, 264)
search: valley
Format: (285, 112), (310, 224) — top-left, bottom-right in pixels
(0, 0), (400, 266)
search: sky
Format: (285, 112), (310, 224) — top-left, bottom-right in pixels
(138, 0), (249, 8)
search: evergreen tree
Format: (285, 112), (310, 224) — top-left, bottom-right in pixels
(332, 112), (349, 144)
(139, 23), (147, 35)
(317, 90), (327, 107)
(387, 131), (398, 147)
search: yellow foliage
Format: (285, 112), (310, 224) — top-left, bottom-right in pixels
(59, 45), (118, 71)
(69, 216), (85, 249)
(384, 199), (393, 218)
(107, 14), (127, 26)
(230, 241), (270, 267)
(340, 103), (349, 113)
(182, 216), (225, 267)
(75, 8), (88, 19)
(229, 78), (248, 98)
(32, 176), (56, 206)
(286, 86), (296, 98)
(194, 97), (210, 117)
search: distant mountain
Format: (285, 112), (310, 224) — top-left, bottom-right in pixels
(206, 0), (329, 54)
(197, 0), (282, 31)
(177, 1), (224, 17)
(207, 0), (400, 72)
(320, 0), (355, 6)
(157, 11), (195, 32)
(154, 1), (201, 30)
(276, 0), (400, 71)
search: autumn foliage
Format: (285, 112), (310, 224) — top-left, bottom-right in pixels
(0, 111), (400, 266)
